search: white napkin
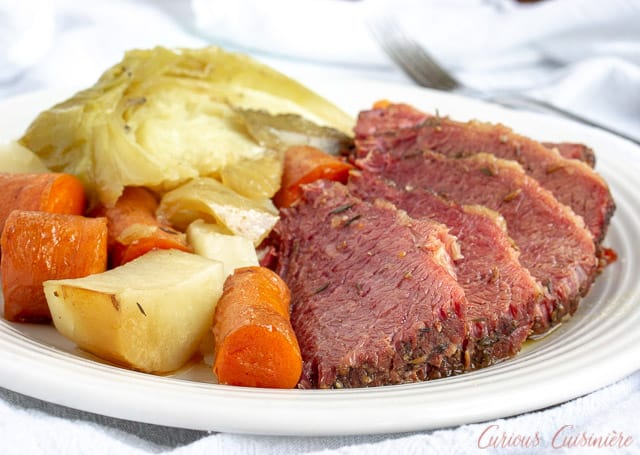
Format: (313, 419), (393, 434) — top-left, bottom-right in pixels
(0, 0), (54, 83)
(0, 0), (207, 99)
(190, 0), (640, 71)
(190, 0), (381, 66)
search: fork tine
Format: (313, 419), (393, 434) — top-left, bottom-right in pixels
(368, 18), (461, 92)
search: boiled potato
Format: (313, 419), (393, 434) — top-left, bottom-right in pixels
(44, 249), (224, 373)
(187, 219), (258, 277)
(0, 141), (48, 173)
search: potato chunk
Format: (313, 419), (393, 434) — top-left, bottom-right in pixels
(0, 141), (48, 173)
(44, 249), (224, 373)
(187, 220), (258, 277)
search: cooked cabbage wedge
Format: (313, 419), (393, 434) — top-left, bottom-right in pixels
(158, 177), (278, 246)
(219, 149), (284, 200)
(20, 46), (354, 206)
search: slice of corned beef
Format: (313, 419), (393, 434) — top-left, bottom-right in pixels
(356, 149), (599, 335)
(353, 103), (614, 243)
(349, 172), (541, 368)
(352, 102), (428, 137)
(274, 180), (468, 388)
(543, 142), (596, 168)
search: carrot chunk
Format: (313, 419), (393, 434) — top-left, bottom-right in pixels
(212, 266), (302, 388)
(0, 172), (86, 239)
(372, 99), (392, 109)
(1, 210), (108, 323)
(273, 145), (353, 208)
(91, 186), (190, 268)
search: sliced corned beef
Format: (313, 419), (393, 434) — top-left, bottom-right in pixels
(356, 149), (599, 334)
(348, 171), (541, 368)
(353, 103), (614, 243)
(274, 180), (468, 388)
(543, 142), (596, 168)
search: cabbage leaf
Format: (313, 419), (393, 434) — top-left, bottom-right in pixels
(20, 46), (354, 206)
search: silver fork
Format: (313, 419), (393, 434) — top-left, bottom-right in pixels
(370, 19), (640, 146)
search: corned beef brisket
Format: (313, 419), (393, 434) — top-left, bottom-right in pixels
(266, 101), (614, 389)
(274, 180), (468, 388)
(353, 103), (615, 243)
(543, 142), (596, 167)
(355, 149), (598, 334)
(348, 172), (542, 368)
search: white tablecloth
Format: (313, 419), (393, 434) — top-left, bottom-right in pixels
(0, 0), (639, 453)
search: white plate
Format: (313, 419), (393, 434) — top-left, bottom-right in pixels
(1, 81), (639, 436)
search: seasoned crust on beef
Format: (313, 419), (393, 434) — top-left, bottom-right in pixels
(349, 172), (542, 368)
(274, 180), (469, 388)
(356, 149), (599, 335)
(354, 103), (615, 243)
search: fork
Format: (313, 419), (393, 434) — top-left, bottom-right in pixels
(369, 19), (640, 146)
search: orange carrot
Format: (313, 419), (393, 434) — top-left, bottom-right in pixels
(212, 266), (302, 388)
(273, 145), (353, 208)
(372, 99), (392, 109)
(0, 172), (86, 239)
(1, 210), (108, 323)
(91, 186), (190, 268)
